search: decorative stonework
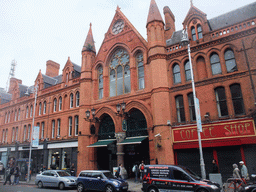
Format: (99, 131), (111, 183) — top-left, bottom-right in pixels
(148, 54), (167, 63)
(115, 132), (126, 143)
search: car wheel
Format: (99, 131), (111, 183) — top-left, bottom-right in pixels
(148, 187), (158, 192)
(77, 183), (84, 192)
(59, 182), (65, 190)
(105, 185), (115, 192)
(38, 181), (43, 188)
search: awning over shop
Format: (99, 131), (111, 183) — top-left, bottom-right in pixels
(87, 139), (116, 148)
(117, 136), (148, 145)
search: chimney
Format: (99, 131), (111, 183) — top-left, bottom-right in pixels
(46, 60), (60, 77)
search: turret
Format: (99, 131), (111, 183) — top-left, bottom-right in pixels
(163, 6), (175, 40)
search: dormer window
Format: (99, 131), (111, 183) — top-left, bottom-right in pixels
(191, 26), (196, 41)
(191, 24), (203, 41)
(197, 25), (203, 39)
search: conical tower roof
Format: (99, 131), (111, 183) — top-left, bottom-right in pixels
(82, 23), (96, 53)
(147, 0), (164, 26)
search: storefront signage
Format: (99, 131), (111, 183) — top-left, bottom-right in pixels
(172, 118), (256, 143)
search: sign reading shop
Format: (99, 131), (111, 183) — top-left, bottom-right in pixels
(172, 118), (256, 143)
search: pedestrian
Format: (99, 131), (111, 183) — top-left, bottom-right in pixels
(233, 164), (241, 179)
(139, 161), (145, 181)
(239, 161), (249, 180)
(211, 159), (219, 173)
(115, 164), (122, 179)
(70, 163), (76, 176)
(13, 166), (20, 185)
(3, 165), (14, 185)
(132, 163), (139, 182)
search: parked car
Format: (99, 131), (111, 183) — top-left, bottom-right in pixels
(142, 165), (221, 192)
(76, 170), (128, 192)
(35, 170), (77, 190)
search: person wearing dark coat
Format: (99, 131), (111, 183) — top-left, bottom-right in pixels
(212, 159), (219, 173)
(3, 166), (14, 185)
(13, 166), (20, 185)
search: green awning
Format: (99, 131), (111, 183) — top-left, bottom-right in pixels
(87, 139), (116, 148)
(117, 136), (148, 145)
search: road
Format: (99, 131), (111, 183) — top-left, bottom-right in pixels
(0, 184), (77, 192)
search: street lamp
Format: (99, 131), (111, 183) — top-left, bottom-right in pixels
(180, 26), (206, 179)
(84, 108), (100, 123)
(24, 84), (38, 182)
(116, 101), (128, 117)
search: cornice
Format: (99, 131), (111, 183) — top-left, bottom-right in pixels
(147, 53), (167, 64)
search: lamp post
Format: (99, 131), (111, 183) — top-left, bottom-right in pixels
(25, 84), (38, 183)
(84, 108), (100, 123)
(181, 26), (206, 179)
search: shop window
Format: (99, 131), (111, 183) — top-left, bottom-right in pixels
(52, 120), (55, 138)
(41, 122), (45, 139)
(68, 117), (72, 136)
(98, 66), (103, 99)
(59, 97), (62, 111)
(197, 25), (203, 39)
(210, 53), (222, 75)
(43, 101), (46, 114)
(75, 116), (79, 136)
(53, 98), (57, 112)
(173, 64), (181, 84)
(230, 84), (245, 115)
(76, 92), (80, 107)
(39, 103), (42, 115)
(70, 93), (74, 108)
(57, 119), (61, 136)
(184, 60), (191, 81)
(191, 26), (196, 41)
(109, 48), (130, 97)
(175, 95), (185, 123)
(137, 52), (145, 90)
(225, 49), (237, 72)
(215, 87), (228, 117)
(188, 93), (196, 121)
(23, 125), (27, 141)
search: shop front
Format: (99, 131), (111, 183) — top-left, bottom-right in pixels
(172, 118), (256, 181)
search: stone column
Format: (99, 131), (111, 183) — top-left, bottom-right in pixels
(115, 132), (126, 166)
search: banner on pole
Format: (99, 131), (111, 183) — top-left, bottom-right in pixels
(195, 98), (202, 132)
(32, 126), (39, 147)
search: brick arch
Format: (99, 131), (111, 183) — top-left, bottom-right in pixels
(207, 48), (221, 58)
(168, 59), (181, 69)
(125, 100), (153, 129)
(131, 46), (146, 57)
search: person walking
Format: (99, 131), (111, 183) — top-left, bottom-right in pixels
(139, 161), (145, 181)
(13, 166), (20, 185)
(70, 163), (76, 176)
(132, 163), (139, 182)
(239, 161), (249, 180)
(211, 159), (219, 173)
(233, 164), (241, 179)
(115, 164), (122, 179)
(3, 165), (14, 185)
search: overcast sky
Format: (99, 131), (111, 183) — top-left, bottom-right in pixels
(0, 0), (255, 90)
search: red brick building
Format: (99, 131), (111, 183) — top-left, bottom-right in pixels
(0, 0), (256, 180)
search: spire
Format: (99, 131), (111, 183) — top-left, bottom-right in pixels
(147, 0), (163, 26)
(82, 23), (96, 53)
(190, 0), (193, 7)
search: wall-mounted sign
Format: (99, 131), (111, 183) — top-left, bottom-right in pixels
(172, 118), (255, 143)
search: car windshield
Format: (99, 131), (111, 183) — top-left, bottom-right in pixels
(57, 171), (71, 177)
(103, 172), (115, 179)
(181, 167), (201, 180)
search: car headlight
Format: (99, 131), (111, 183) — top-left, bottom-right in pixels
(210, 185), (219, 190)
(113, 181), (119, 186)
(245, 186), (250, 190)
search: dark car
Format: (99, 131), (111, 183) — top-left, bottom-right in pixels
(76, 170), (128, 192)
(142, 165), (221, 192)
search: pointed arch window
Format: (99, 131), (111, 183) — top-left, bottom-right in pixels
(26, 107), (29, 118)
(225, 49), (237, 72)
(30, 105), (33, 117)
(191, 26), (196, 41)
(184, 60), (191, 81)
(173, 64), (181, 83)
(39, 103), (42, 115)
(43, 101), (46, 114)
(98, 66), (103, 99)
(109, 48), (130, 97)
(76, 92), (80, 107)
(210, 53), (222, 75)
(137, 52), (145, 89)
(197, 25), (203, 39)
(215, 87), (228, 117)
(18, 108), (21, 120)
(175, 95), (185, 122)
(53, 98), (57, 112)
(14, 110), (17, 121)
(59, 97), (62, 111)
(70, 93), (74, 108)
(230, 84), (245, 115)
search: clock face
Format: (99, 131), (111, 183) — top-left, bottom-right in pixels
(112, 20), (124, 35)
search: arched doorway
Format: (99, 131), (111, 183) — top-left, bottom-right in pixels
(97, 114), (116, 171)
(123, 109), (149, 177)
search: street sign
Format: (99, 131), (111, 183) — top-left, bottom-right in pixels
(195, 98), (202, 132)
(32, 126), (39, 147)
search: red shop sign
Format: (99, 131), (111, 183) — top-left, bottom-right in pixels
(172, 118), (256, 143)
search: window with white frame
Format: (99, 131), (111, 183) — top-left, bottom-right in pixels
(68, 117), (72, 136)
(59, 97), (62, 111)
(215, 87), (228, 117)
(76, 92), (80, 107)
(53, 98), (57, 112)
(23, 125), (27, 141)
(225, 49), (237, 73)
(28, 124), (31, 140)
(173, 64), (181, 83)
(57, 119), (61, 136)
(52, 120), (55, 138)
(39, 103), (42, 115)
(184, 60), (191, 81)
(43, 101), (46, 114)
(75, 116), (79, 136)
(26, 106), (29, 118)
(70, 93), (74, 108)
(41, 122), (44, 139)
(188, 93), (196, 121)
(210, 53), (222, 75)
(175, 95), (185, 123)
(30, 105), (33, 117)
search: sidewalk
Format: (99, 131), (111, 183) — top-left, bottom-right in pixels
(0, 175), (143, 192)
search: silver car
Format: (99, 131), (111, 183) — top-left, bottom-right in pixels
(35, 170), (77, 190)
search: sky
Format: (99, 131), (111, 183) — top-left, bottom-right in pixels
(0, 0), (255, 90)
